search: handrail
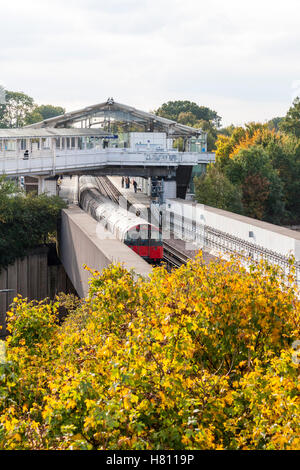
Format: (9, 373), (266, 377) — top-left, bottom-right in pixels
(170, 218), (300, 285)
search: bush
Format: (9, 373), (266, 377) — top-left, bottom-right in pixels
(0, 177), (66, 269)
(0, 256), (299, 450)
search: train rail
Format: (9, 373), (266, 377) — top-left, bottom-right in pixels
(163, 240), (191, 268)
(95, 176), (122, 205)
(94, 177), (191, 269)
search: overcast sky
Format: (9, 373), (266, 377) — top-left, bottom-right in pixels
(1, 0), (300, 126)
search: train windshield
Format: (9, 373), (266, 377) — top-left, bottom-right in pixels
(126, 224), (148, 240)
(125, 224), (161, 241)
(150, 226), (161, 240)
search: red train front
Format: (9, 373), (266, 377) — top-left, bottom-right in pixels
(124, 224), (163, 263)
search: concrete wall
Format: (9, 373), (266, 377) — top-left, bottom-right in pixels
(166, 198), (300, 260)
(163, 181), (177, 201)
(0, 246), (75, 338)
(59, 206), (152, 299)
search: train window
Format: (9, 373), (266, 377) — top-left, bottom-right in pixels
(150, 227), (161, 240)
(139, 225), (149, 239)
(127, 227), (140, 240)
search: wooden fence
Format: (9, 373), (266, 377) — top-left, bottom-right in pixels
(0, 245), (76, 338)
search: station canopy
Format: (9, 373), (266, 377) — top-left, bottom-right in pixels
(25, 98), (204, 138)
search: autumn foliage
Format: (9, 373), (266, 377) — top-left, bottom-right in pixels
(0, 255), (299, 450)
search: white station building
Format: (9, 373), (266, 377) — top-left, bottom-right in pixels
(0, 99), (215, 199)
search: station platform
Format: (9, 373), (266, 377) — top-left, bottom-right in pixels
(107, 176), (151, 208)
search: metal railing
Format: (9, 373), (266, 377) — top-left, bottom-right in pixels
(170, 215), (300, 286)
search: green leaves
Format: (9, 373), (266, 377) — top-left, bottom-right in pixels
(0, 186), (66, 270)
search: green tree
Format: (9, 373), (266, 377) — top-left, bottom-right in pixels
(194, 164), (243, 213)
(217, 124), (236, 137)
(266, 135), (300, 223)
(155, 100), (221, 128)
(267, 116), (283, 131)
(0, 179), (66, 269)
(25, 105), (65, 125)
(156, 100), (222, 151)
(280, 97), (300, 137)
(225, 145), (286, 223)
(0, 91), (35, 128)
(0, 86), (65, 127)
(177, 111), (197, 126)
(241, 173), (270, 220)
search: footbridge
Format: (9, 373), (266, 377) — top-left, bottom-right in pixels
(0, 128), (214, 178)
(0, 98), (215, 198)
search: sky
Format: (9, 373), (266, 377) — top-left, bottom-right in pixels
(1, 0), (300, 126)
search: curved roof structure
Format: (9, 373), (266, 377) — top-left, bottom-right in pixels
(25, 98), (203, 138)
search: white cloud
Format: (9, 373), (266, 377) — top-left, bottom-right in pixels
(0, 0), (299, 125)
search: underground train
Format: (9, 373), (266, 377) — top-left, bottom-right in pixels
(79, 176), (163, 262)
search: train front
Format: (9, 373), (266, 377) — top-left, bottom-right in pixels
(124, 223), (163, 263)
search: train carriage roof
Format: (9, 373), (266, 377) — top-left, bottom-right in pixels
(80, 176), (157, 242)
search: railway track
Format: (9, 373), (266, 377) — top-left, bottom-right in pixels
(83, 176), (192, 269)
(96, 177), (190, 268)
(163, 240), (191, 268)
(95, 176), (122, 204)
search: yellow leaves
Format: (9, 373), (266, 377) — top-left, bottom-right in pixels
(84, 415), (96, 430)
(1, 256), (299, 450)
(66, 399), (77, 410)
(2, 416), (19, 433)
(123, 396), (130, 410)
(238, 361), (247, 369)
(225, 392), (233, 405)
(131, 394), (139, 404)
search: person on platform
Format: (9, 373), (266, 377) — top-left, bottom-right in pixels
(133, 180), (137, 193)
(121, 176), (125, 188)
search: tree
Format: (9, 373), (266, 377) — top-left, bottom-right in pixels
(0, 180), (66, 269)
(0, 176), (21, 222)
(0, 85), (66, 127)
(177, 111), (197, 126)
(0, 91), (35, 128)
(155, 100), (222, 151)
(23, 109), (43, 125)
(279, 97), (300, 137)
(267, 116), (283, 131)
(225, 145), (286, 223)
(0, 256), (299, 450)
(215, 126), (247, 167)
(217, 124), (236, 137)
(194, 164), (243, 213)
(155, 100), (222, 128)
(266, 135), (300, 223)
(241, 173), (270, 220)
(25, 105), (65, 125)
